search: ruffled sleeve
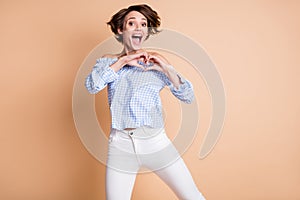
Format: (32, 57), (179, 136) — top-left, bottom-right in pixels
(85, 57), (118, 94)
(167, 74), (195, 104)
(157, 70), (194, 104)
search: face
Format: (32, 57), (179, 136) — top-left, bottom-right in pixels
(118, 11), (148, 52)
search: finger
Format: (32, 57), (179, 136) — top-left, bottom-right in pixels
(149, 52), (170, 64)
(144, 66), (162, 72)
(148, 58), (161, 67)
(144, 66), (155, 71)
(139, 51), (149, 61)
(133, 60), (147, 70)
(136, 66), (146, 71)
(129, 52), (148, 61)
(148, 54), (161, 63)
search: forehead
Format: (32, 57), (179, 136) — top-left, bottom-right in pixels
(125, 11), (147, 21)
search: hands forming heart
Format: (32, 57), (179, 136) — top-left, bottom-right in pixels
(137, 60), (154, 68)
(110, 49), (181, 89)
(128, 50), (172, 73)
(114, 49), (173, 74)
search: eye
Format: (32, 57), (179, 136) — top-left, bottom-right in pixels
(128, 21), (134, 26)
(141, 23), (147, 27)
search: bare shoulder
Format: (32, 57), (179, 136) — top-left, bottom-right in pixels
(101, 53), (120, 59)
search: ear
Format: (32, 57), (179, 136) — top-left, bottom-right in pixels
(117, 28), (123, 34)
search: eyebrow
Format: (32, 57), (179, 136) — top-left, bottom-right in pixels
(127, 17), (147, 21)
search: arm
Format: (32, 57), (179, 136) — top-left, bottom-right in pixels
(145, 53), (195, 103)
(85, 57), (118, 94)
(85, 51), (149, 94)
(167, 74), (195, 104)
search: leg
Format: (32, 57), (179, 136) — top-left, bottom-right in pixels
(136, 128), (206, 199)
(105, 167), (137, 200)
(154, 158), (206, 200)
(105, 129), (140, 200)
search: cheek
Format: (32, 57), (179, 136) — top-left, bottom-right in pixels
(142, 29), (149, 38)
(124, 24), (135, 31)
(122, 31), (131, 40)
(142, 27), (147, 32)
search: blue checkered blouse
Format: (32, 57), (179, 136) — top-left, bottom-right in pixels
(85, 57), (194, 130)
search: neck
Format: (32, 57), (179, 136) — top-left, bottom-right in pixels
(121, 45), (141, 55)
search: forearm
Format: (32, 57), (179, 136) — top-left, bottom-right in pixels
(163, 65), (182, 89)
(110, 57), (126, 72)
(162, 65), (195, 104)
(85, 57), (119, 94)
(110, 51), (148, 72)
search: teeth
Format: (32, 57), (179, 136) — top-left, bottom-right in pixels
(132, 33), (142, 37)
(132, 35), (142, 42)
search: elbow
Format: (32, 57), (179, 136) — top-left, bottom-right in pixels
(85, 84), (100, 95)
(183, 92), (195, 104)
(85, 79), (99, 94)
(184, 96), (194, 104)
(87, 89), (99, 95)
(185, 99), (193, 104)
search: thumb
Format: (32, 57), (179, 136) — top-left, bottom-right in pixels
(144, 66), (157, 71)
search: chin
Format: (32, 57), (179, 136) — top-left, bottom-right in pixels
(129, 39), (145, 51)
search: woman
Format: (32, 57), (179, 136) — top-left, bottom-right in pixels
(85, 4), (206, 200)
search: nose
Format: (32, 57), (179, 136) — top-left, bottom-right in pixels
(135, 23), (142, 30)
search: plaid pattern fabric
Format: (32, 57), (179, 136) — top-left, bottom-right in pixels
(85, 57), (194, 130)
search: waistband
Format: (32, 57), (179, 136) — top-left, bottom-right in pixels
(112, 126), (165, 139)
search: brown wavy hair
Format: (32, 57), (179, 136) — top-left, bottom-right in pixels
(107, 4), (161, 42)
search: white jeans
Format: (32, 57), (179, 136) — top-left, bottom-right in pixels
(106, 127), (206, 200)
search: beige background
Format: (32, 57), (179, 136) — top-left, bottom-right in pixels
(1, 0), (300, 199)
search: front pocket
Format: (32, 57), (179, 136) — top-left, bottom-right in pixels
(108, 130), (118, 143)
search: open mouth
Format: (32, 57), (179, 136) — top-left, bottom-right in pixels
(131, 34), (143, 46)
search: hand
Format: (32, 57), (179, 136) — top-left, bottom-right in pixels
(144, 52), (171, 73)
(110, 49), (149, 72)
(120, 49), (149, 69)
(145, 52), (182, 88)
